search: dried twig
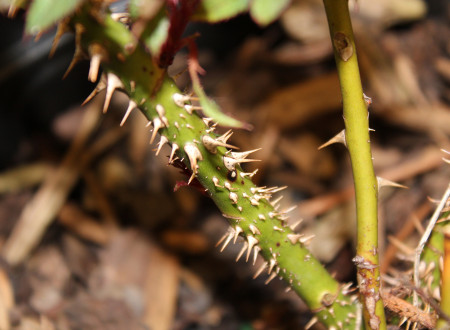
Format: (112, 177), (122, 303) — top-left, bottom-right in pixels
(382, 291), (436, 329)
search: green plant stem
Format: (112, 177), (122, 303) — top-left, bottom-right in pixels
(438, 227), (450, 328)
(323, 0), (386, 329)
(69, 4), (359, 328)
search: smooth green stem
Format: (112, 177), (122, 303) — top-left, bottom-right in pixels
(323, 0), (386, 329)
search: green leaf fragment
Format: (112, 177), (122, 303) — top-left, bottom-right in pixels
(193, 81), (251, 130)
(192, 0), (250, 22)
(141, 8), (170, 57)
(249, 0), (291, 26)
(25, 0), (85, 35)
(129, 0), (165, 20)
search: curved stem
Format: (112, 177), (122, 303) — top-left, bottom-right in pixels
(323, 0), (386, 328)
(70, 5), (358, 328)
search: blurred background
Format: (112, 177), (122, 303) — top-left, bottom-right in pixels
(0, 0), (449, 329)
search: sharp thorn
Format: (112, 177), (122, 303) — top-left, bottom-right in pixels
(289, 220), (303, 231)
(88, 53), (102, 82)
(216, 129), (233, 144)
(340, 282), (353, 295)
(246, 236), (259, 262)
(223, 156), (261, 171)
(82, 74), (107, 106)
(8, 4), (19, 18)
(120, 100), (137, 126)
(184, 143), (203, 182)
(305, 316), (319, 330)
(230, 148), (261, 160)
(287, 234), (303, 244)
(377, 177), (408, 190)
(281, 205), (297, 214)
(234, 226), (243, 243)
(155, 135), (169, 156)
(103, 73), (124, 113)
(63, 48), (84, 79)
(270, 195), (283, 207)
(63, 24), (85, 79)
(253, 246), (261, 265)
(150, 117), (163, 145)
(268, 258), (277, 274)
(399, 316), (408, 327)
(168, 144), (179, 164)
(49, 20), (70, 58)
(363, 93), (372, 107)
(202, 135), (239, 154)
(172, 93), (190, 107)
(156, 104), (169, 127)
(265, 272), (277, 285)
(184, 104), (202, 114)
(299, 234), (315, 245)
(253, 262), (268, 279)
(236, 241), (248, 262)
(318, 129), (346, 150)
(240, 169), (259, 178)
(248, 224), (260, 236)
(203, 117), (213, 126)
(216, 230), (229, 247)
(187, 173), (196, 185)
(220, 230), (235, 252)
(266, 186), (287, 193)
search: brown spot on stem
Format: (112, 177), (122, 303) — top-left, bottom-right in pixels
(333, 32), (353, 62)
(321, 292), (336, 307)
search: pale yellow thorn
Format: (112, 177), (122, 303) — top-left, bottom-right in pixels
(236, 241), (248, 262)
(103, 73), (124, 113)
(168, 144), (179, 164)
(63, 24), (85, 79)
(305, 316), (318, 330)
(377, 177), (408, 190)
(82, 75), (106, 106)
(289, 220), (303, 231)
(155, 136), (168, 156)
(184, 143), (203, 184)
(253, 246), (261, 265)
(216, 129), (233, 144)
(230, 148), (262, 160)
(286, 234), (302, 245)
(88, 53), (102, 83)
(49, 20), (70, 58)
(150, 118), (163, 145)
(253, 262), (268, 279)
(318, 129), (346, 150)
(246, 236), (259, 262)
(265, 272), (277, 285)
(220, 230), (234, 252)
(120, 100), (137, 126)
